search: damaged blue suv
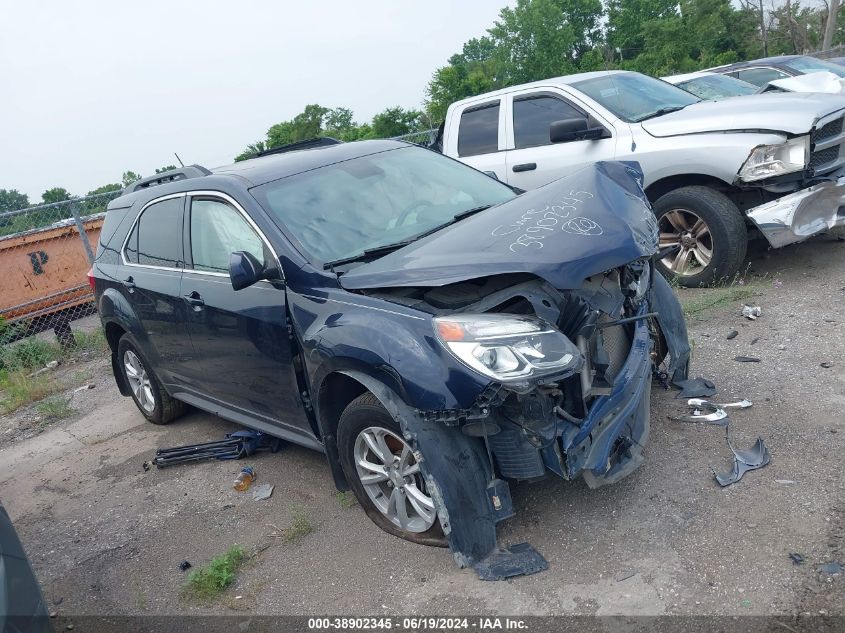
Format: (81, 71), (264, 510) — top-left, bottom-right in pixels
(92, 140), (691, 580)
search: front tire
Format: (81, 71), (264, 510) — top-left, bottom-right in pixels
(117, 334), (186, 425)
(653, 186), (748, 287)
(337, 393), (445, 547)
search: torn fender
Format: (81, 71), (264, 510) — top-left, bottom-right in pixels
(338, 369), (548, 580)
(651, 270), (690, 384)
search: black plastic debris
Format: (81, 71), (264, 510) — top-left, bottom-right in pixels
(179, 560), (192, 572)
(674, 377), (717, 398)
(727, 330), (739, 340)
(615, 570), (638, 582)
(750, 337), (760, 345)
(820, 362), (833, 369)
(152, 430), (284, 468)
(713, 432), (771, 486)
(789, 553), (804, 565)
(473, 543), (548, 581)
(734, 356), (761, 363)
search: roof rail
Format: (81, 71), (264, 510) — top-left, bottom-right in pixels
(123, 165), (212, 194)
(256, 137), (342, 158)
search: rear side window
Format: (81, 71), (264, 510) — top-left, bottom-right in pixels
(513, 94), (584, 149)
(124, 197), (184, 268)
(458, 102), (500, 157)
(189, 198), (264, 274)
(735, 67), (789, 86)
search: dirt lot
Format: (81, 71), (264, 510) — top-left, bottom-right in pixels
(1, 237), (844, 621)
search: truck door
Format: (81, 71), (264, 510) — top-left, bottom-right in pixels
(504, 91), (617, 190)
(448, 99), (508, 182)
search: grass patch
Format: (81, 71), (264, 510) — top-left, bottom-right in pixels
(71, 328), (108, 355)
(184, 545), (246, 600)
(281, 510), (315, 543)
(0, 338), (62, 372)
(335, 491), (357, 508)
(679, 284), (761, 320)
(36, 395), (75, 420)
(0, 371), (61, 414)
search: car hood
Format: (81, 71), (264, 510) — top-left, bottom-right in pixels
(339, 161), (657, 291)
(767, 71), (845, 94)
(640, 92), (845, 137)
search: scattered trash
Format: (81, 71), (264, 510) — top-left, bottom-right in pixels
(142, 461), (153, 472)
(688, 398), (752, 409)
(151, 430), (283, 468)
(233, 466), (256, 491)
(179, 560), (192, 571)
(750, 337), (760, 345)
(53, 597), (63, 606)
(734, 356), (761, 363)
(29, 360), (61, 378)
(818, 562), (843, 575)
(252, 483), (274, 501)
(73, 383), (95, 393)
(670, 407), (729, 426)
(742, 305), (762, 320)
(674, 377), (717, 398)
(820, 362), (833, 368)
(789, 553), (804, 565)
(615, 570), (637, 582)
(777, 345), (786, 350)
(713, 432), (771, 487)
(727, 330), (739, 340)
(775, 479), (796, 484)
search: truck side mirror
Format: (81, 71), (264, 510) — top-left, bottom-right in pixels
(229, 251), (265, 291)
(550, 118), (608, 143)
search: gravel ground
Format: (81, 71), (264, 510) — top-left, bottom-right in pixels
(1, 236), (843, 622)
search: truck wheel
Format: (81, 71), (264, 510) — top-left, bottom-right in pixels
(653, 186), (747, 287)
(337, 393), (446, 547)
(117, 334), (186, 425)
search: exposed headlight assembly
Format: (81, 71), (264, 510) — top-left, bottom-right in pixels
(738, 136), (809, 182)
(434, 314), (582, 383)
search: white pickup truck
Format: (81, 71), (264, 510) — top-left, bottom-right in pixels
(438, 70), (845, 285)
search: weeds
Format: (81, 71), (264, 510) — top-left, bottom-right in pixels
(184, 545), (246, 600)
(335, 491), (357, 508)
(281, 510), (315, 543)
(0, 371), (61, 414)
(36, 395), (75, 420)
(680, 284), (761, 320)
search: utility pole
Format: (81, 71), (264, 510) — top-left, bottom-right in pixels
(823, 0), (840, 51)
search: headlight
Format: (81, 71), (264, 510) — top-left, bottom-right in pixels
(434, 314), (582, 382)
(738, 136), (808, 182)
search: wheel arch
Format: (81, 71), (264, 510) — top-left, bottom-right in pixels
(645, 173), (737, 205)
(103, 319), (131, 396)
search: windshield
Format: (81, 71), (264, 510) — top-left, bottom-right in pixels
(572, 73), (700, 123)
(251, 146), (517, 263)
(678, 74), (758, 99)
(783, 56), (845, 78)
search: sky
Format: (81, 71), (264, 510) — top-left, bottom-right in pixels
(0, 1), (513, 201)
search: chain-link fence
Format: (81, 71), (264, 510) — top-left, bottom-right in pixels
(0, 190), (122, 375)
(390, 128), (439, 147)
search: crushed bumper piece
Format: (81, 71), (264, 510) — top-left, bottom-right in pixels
(746, 176), (845, 248)
(473, 543), (549, 581)
(713, 433), (771, 486)
(688, 398), (752, 409)
(673, 377), (717, 398)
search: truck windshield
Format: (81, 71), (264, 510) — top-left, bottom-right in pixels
(677, 74), (758, 99)
(573, 73), (700, 123)
(782, 56), (845, 78)
(251, 146), (517, 264)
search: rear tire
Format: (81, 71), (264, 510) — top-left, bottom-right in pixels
(117, 334), (186, 425)
(337, 393), (446, 547)
(653, 186), (748, 287)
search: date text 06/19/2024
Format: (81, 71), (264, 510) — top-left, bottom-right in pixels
(307, 617), (529, 631)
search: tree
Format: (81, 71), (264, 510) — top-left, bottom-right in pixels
(426, 37), (500, 121)
(0, 189), (29, 212)
(41, 187), (72, 204)
(606, 0), (679, 60)
(370, 106), (425, 138)
(234, 141), (267, 162)
(122, 171), (142, 188)
(155, 165), (178, 173)
(824, 0), (841, 49)
(87, 183), (122, 196)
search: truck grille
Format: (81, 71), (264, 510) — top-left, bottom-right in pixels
(810, 115), (845, 175)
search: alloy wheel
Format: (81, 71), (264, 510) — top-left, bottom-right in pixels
(123, 349), (155, 413)
(353, 426), (436, 533)
(658, 209), (713, 276)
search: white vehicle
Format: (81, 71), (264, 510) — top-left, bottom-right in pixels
(664, 69), (845, 98)
(440, 70), (845, 285)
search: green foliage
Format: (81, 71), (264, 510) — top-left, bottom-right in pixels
(36, 395), (75, 420)
(234, 141), (267, 162)
(0, 338), (61, 372)
(155, 165), (178, 173)
(281, 510), (315, 542)
(121, 171), (142, 188)
(370, 106), (426, 138)
(87, 183), (122, 196)
(0, 189), (29, 213)
(0, 371), (61, 414)
(184, 545), (246, 599)
(41, 187), (72, 205)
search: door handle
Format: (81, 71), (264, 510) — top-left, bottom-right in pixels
(183, 292), (205, 307)
(512, 162), (537, 172)
(122, 277), (135, 290)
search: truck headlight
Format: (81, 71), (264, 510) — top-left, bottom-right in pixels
(434, 314), (582, 382)
(738, 136), (808, 182)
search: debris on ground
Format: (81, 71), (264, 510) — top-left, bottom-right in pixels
(72, 383), (95, 393)
(233, 466), (256, 492)
(820, 362), (833, 368)
(774, 479), (796, 484)
(789, 553), (804, 565)
(252, 483), (274, 501)
(727, 330), (739, 340)
(751, 337), (760, 345)
(29, 360), (61, 378)
(713, 432), (771, 487)
(734, 356), (761, 363)
(142, 461), (153, 472)
(150, 430), (283, 468)
(179, 560), (192, 571)
(688, 398), (752, 409)
(674, 377), (717, 398)
(670, 406), (729, 426)
(742, 305), (762, 320)
(818, 562), (842, 575)
(615, 570), (638, 582)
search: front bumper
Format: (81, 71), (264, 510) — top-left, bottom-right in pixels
(748, 176), (845, 248)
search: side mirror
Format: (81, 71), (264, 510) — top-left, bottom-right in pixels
(229, 251), (265, 291)
(550, 118), (608, 143)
